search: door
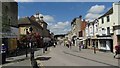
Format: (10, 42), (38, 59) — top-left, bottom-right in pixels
(110, 40), (113, 52)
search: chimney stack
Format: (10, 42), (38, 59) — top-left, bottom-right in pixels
(83, 19), (85, 22)
(79, 15), (82, 20)
(40, 16), (43, 21)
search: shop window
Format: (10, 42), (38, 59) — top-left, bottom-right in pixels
(100, 41), (106, 47)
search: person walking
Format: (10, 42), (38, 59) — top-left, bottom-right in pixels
(114, 43), (120, 58)
(1, 43), (7, 64)
(66, 40), (70, 48)
(68, 40), (72, 49)
(79, 43), (81, 51)
(43, 37), (51, 53)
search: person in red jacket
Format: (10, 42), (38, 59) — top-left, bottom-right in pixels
(114, 43), (120, 58)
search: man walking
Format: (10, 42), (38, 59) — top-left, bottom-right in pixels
(43, 37), (51, 53)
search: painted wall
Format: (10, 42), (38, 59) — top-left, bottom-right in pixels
(19, 27), (27, 35)
(94, 23), (98, 36)
(85, 25), (89, 37)
(113, 2), (120, 26)
(98, 14), (113, 36)
(89, 24), (94, 37)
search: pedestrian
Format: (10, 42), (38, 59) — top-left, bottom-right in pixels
(114, 42), (120, 58)
(66, 40), (69, 48)
(1, 43), (7, 64)
(43, 37), (51, 53)
(79, 43), (81, 51)
(68, 40), (72, 49)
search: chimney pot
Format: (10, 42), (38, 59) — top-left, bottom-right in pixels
(79, 15), (82, 20)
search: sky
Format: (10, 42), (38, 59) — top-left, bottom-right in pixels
(18, 2), (113, 35)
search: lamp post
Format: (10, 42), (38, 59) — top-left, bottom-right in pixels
(28, 27), (35, 66)
(29, 27), (34, 60)
(25, 29), (29, 57)
(29, 27), (39, 68)
(93, 19), (98, 54)
(93, 40), (96, 54)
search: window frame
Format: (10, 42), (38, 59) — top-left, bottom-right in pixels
(101, 18), (104, 24)
(106, 16), (110, 22)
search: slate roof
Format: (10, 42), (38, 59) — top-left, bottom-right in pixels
(98, 7), (113, 19)
(18, 17), (31, 25)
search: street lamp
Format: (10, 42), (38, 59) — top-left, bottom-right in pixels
(93, 19), (98, 54)
(25, 29), (29, 58)
(29, 27), (36, 66)
(93, 40), (96, 54)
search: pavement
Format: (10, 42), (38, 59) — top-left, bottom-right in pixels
(37, 43), (119, 67)
(1, 48), (45, 67)
(1, 43), (120, 68)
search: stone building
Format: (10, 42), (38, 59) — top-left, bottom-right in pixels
(19, 13), (51, 38)
(0, 2), (18, 38)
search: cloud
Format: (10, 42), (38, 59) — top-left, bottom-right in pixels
(34, 14), (55, 23)
(43, 15), (55, 23)
(85, 5), (106, 22)
(34, 13), (70, 34)
(88, 5), (105, 14)
(48, 21), (71, 34)
(85, 13), (101, 19)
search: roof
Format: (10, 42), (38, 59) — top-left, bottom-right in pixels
(98, 7), (113, 19)
(71, 18), (76, 25)
(29, 16), (43, 29)
(18, 17), (31, 25)
(18, 17), (42, 29)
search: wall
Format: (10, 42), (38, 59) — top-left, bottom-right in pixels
(89, 24), (94, 37)
(98, 14), (113, 36)
(19, 27), (27, 35)
(85, 25), (89, 37)
(113, 2), (120, 26)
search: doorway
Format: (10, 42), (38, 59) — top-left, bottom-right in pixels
(110, 40), (113, 52)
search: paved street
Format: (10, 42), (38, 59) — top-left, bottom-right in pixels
(36, 43), (119, 67)
(1, 43), (120, 68)
(1, 48), (44, 67)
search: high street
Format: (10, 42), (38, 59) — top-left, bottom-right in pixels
(37, 43), (119, 67)
(1, 43), (119, 68)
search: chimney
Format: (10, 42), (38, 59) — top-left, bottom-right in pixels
(40, 16), (43, 21)
(83, 19), (85, 22)
(79, 15), (82, 20)
(36, 12), (39, 19)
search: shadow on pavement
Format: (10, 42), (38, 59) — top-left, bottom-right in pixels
(35, 56), (51, 61)
(7, 48), (41, 58)
(4, 57), (29, 65)
(63, 51), (118, 67)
